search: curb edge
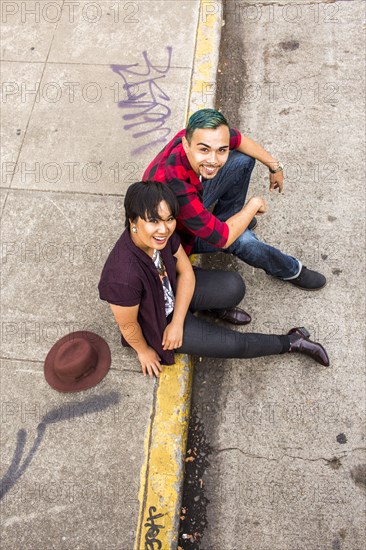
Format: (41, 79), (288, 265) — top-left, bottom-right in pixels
(134, 2), (223, 548)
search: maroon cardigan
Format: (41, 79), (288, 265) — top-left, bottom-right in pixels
(98, 228), (180, 365)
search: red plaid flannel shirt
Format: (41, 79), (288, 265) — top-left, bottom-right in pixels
(143, 128), (242, 254)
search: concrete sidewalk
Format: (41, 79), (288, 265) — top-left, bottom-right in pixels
(0, 1), (222, 548)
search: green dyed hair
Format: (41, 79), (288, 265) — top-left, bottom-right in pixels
(185, 109), (229, 144)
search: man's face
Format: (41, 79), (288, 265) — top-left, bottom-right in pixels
(182, 125), (230, 179)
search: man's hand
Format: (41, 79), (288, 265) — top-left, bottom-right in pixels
(236, 134), (285, 193)
(224, 196), (268, 248)
(162, 321), (184, 351)
(269, 170), (284, 193)
(247, 196), (268, 215)
(138, 347), (163, 378)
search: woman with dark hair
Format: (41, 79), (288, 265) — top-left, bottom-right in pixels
(98, 181), (329, 378)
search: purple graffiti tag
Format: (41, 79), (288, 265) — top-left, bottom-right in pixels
(111, 47), (173, 155)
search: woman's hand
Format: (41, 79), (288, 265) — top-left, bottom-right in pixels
(138, 347), (163, 378)
(162, 321), (184, 351)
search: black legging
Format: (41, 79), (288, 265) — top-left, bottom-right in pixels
(176, 269), (289, 359)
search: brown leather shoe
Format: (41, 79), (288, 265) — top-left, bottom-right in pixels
(211, 307), (252, 326)
(288, 327), (330, 366)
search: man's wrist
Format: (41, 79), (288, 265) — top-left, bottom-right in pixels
(268, 160), (284, 174)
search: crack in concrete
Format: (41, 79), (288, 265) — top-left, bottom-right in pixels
(285, 448), (366, 462)
(0, 186), (127, 198)
(212, 447), (278, 461)
(212, 447), (366, 464)
(0, 355), (139, 371)
(0, 357), (43, 364)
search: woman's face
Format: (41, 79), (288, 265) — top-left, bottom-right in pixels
(130, 200), (177, 257)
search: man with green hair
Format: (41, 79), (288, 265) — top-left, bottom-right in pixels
(143, 108), (325, 324)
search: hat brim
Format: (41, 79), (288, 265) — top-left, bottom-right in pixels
(44, 331), (111, 393)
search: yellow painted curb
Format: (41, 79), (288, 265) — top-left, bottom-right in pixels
(134, 356), (193, 550)
(188, 0), (223, 115)
(134, 1), (223, 548)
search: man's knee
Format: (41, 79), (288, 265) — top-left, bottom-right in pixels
(228, 230), (261, 261)
(229, 150), (256, 171)
(230, 229), (258, 249)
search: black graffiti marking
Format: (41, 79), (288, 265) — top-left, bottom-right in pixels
(0, 391), (120, 500)
(144, 506), (165, 549)
(111, 47), (173, 155)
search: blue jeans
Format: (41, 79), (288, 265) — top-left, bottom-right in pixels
(191, 150), (301, 279)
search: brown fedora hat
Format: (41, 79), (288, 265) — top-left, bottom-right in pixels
(44, 331), (111, 392)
